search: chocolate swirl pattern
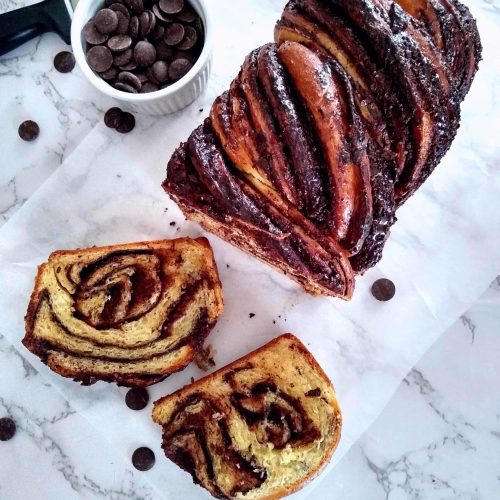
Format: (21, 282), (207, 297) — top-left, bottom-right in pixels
(23, 239), (223, 387)
(163, 0), (481, 299)
(153, 334), (342, 499)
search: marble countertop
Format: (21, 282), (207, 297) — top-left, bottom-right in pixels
(1, 1), (499, 499)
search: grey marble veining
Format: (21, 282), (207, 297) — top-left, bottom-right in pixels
(1, 0), (500, 499)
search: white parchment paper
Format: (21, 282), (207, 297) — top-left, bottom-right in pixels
(1, 1), (499, 498)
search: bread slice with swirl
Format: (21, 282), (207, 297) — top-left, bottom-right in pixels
(152, 334), (341, 499)
(23, 238), (223, 387)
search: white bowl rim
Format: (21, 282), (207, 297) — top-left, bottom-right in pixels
(71, 0), (213, 103)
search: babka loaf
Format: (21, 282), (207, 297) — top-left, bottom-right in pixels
(152, 334), (341, 499)
(163, 0), (481, 299)
(23, 238), (223, 387)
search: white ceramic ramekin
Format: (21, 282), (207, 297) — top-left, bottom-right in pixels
(71, 0), (213, 115)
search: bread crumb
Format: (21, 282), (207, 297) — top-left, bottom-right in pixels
(195, 345), (216, 371)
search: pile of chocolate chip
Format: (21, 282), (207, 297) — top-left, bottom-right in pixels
(82, 0), (204, 94)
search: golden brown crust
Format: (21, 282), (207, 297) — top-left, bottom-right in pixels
(23, 238), (223, 387)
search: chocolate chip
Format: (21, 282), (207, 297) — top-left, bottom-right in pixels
(87, 45), (113, 72)
(54, 51), (75, 73)
(94, 8), (119, 34)
(139, 10), (156, 37)
(140, 81), (159, 92)
(164, 22), (185, 46)
(128, 15), (139, 39)
(159, 0), (184, 15)
(118, 61), (138, 71)
(371, 278), (396, 302)
(115, 81), (138, 93)
(99, 66), (118, 80)
(155, 40), (173, 61)
(83, 20), (108, 45)
(125, 388), (149, 410)
(132, 447), (155, 471)
(115, 11), (130, 35)
(134, 40), (156, 66)
(104, 107), (124, 128)
(249, 313), (255, 318)
(151, 60), (169, 83)
(176, 5), (197, 22)
(150, 24), (165, 43)
(193, 17), (203, 36)
(118, 70), (142, 90)
(152, 3), (172, 22)
(109, 3), (130, 19)
(177, 25), (197, 50)
(108, 34), (133, 52)
(124, 0), (144, 15)
(0, 418), (16, 441)
(168, 57), (192, 81)
(135, 71), (149, 82)
(116, 111), (136, 132)
(113, 47), (133, 66)
(18, 120), (40, 141)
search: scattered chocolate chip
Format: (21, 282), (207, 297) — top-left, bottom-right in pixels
(151, 60), (169, 83)
(168, 57), (192, 81)
(108, 34), (133, 51)
(104, 107), (124, 128)
(159, 0), (184, 15)
(116, 111), (136, 133)
(132, 447), (155, 471)
(152, 3), (172, 22)
(124, 0), (144, 15)
(128, 15), (139, 39)
(177, 25), (197, 50)
(118, 70), (142, 90)
(249, 313), (255, 318)
(169, 221), (176, 226)
(125, 387), (149, 410)
(18, 120), (39, 141)
(0, 418), (16, 441)
(140, 81), (159, 92)
(164, 22), (185, 46)
(83, 20), (109, 45)
(176, 5), (197, 22)
(134, 40), (156, 66)
(115, 81), (138, 93)
(54, 51), (75, 73)
(371, 278), (396, 302)
(94, 8), (119, 34)
(113, 47), (133, 66)
(87, 45), (113, 72)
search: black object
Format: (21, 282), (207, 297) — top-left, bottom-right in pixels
(0, 417), (16, 441)
(0, 0), (72, 57)
(125, 387), (149, 410)
(132, 447), (155, 471)
(371, 278), (396, 302)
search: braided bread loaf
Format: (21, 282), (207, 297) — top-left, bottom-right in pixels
(163, 0), (481, 299)
(23, 239), (223, 387)
(152, 334), (341, 499)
